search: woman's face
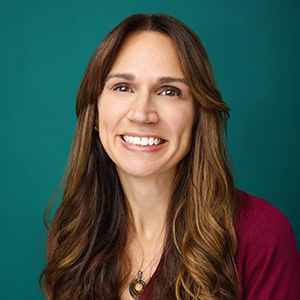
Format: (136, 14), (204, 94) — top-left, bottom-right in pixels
(97, 31), (195, 180)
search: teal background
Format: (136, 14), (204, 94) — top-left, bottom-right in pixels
(1, 0), (299, 299)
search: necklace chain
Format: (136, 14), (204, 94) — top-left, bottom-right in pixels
(140, 241), (164, 273)
(129, 241), (164, 299)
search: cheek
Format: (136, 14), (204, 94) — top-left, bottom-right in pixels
(97, 101), (109, 146)
(97, 98), (115, 132)
(97, 97), (128, 148)
(98, 95), (129, 125)
(169, 106), (195, 137)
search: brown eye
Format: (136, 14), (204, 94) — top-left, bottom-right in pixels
(159, 87), (181, 97)
(113, 84), (132, 93)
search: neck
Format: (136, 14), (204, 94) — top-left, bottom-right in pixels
(117, 171), (174, 300)
(117, 170), (173, 243)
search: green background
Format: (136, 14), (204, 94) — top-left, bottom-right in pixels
(1, 0), (299, 299)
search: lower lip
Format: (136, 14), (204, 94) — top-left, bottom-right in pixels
(119, 136), (166, 153)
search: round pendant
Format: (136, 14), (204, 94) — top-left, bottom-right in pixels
(129, 276), (147, 300)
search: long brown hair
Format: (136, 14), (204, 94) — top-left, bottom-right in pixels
(40, 14), (239, 300)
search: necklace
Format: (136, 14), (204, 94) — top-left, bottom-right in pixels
(129, 242), (164, 299)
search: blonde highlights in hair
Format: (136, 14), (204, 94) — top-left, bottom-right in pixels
(41, 14), (239, 300)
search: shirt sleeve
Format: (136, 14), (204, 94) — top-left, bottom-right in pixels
(236, 192), (300, 299)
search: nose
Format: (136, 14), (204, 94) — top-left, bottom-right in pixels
(127, 91), (159, 124)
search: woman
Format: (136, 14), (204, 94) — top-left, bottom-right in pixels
(40, 14), (300, 300)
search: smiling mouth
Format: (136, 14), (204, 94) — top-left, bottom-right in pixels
(122, 135), (165, 146)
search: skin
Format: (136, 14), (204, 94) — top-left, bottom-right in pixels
(97, 31), (195, 299)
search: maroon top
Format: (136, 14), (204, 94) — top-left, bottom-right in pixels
(140, 190), (300, 299)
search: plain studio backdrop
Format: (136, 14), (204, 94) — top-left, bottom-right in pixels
(0, 0), (299, 299)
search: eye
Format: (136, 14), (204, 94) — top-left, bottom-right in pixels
(112, 84), (132, 93)
(159, 87), (181, 97)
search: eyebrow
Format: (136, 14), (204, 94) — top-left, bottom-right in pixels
(157, 76), (187, 85)
(105, 73), (188, 85)
(105, 73), (135, 82)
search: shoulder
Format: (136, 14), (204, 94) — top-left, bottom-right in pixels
(236, 190), (293, 242)
(236, 190), (300, 299)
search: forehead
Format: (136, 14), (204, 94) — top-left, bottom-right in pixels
(109, 31), (184, 77)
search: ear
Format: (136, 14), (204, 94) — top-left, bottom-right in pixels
(94, 105), (99, 132)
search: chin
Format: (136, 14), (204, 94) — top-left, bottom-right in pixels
(117, 166), (159, 179)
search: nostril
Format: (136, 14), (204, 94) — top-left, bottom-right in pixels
(127, 94), (159, 124)
(127, 109), (159, 124)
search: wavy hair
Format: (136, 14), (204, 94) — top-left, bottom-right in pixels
(40, 14), (239, 300)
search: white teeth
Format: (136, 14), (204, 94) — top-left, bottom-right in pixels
(148, 137), (154, 145)
(141, 137), (148, 146)
(133, 137), (141, 144)
(122, 135), (163, 146)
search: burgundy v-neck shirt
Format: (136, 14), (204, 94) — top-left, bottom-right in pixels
(139, 190), (300, 299)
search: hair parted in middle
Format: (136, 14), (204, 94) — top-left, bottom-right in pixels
(41, 13), (240, 300)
